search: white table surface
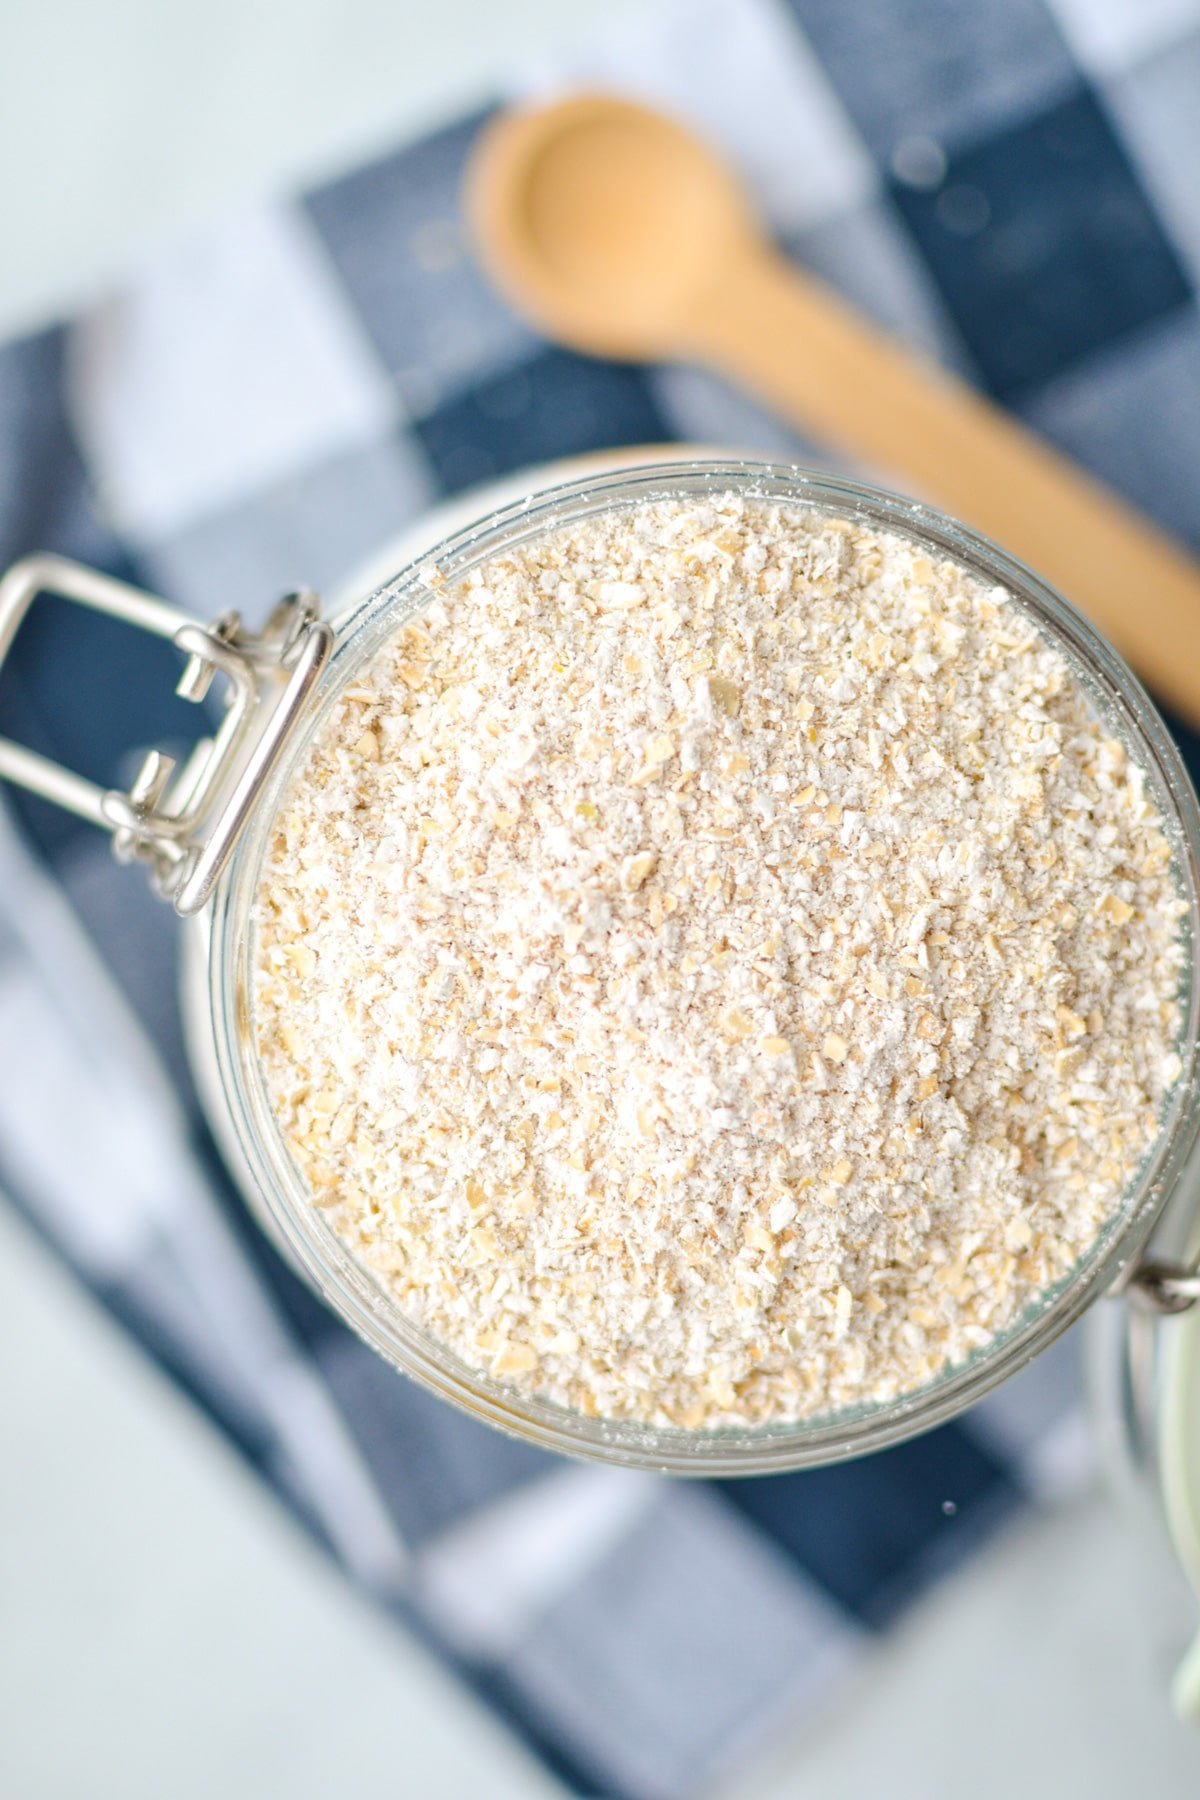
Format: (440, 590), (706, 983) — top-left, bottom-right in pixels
(1, 3), (1199, 1794)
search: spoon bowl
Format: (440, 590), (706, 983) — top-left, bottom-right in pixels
(467, 94), (754, 361)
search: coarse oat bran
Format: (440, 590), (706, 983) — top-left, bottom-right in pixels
(253, 494), (1186, 1429)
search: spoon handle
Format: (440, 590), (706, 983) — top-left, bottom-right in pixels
(688, 245), (1200, 724)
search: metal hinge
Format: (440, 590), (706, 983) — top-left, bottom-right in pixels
(0, 554), (333, 914)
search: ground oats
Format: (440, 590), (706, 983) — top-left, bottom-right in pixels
(253, 494), (1186, 1429)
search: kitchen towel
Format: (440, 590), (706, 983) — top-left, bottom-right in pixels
(2, 0), (1200, 1793)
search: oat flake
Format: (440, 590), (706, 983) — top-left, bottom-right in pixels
(253, 494), (1186, 1430)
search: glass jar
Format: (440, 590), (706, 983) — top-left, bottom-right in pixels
(6, 457), (1200, 1476)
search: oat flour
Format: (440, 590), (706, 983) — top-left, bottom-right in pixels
(254, 494), (1186, 1429)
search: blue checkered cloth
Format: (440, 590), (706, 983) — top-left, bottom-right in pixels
(2, 1), (1199, 1793)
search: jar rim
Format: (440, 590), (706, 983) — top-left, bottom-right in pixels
(206, 458), (1200, 1474)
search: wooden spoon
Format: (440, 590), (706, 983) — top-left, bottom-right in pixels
(467, 93), (1200, 725)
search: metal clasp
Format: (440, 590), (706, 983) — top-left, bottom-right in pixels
(1128, 1260), (1200, 1316)
(0, 554), (333, 915)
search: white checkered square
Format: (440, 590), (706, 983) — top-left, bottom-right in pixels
(415, 1465), (659, 1657)
(499, 1483), (861, 1799)
(1045, 0), (1200, 73)
(144, 434), (435, 622)
(67, 202), (397, 540)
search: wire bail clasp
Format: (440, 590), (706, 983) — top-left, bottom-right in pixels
(0, 555), (333, 915)
(1127, 1260), (1200, 1315)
